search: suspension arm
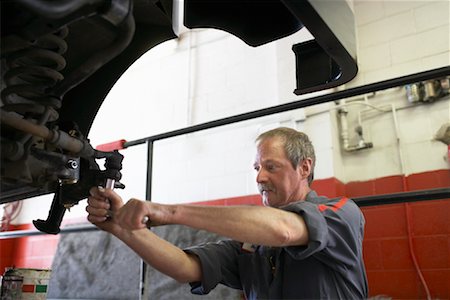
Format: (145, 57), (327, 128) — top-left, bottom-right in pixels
(1, 110), (94, 158)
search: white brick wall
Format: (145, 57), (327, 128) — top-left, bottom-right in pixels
(352, 0), (449, 86)
(151, 122), (264, 203)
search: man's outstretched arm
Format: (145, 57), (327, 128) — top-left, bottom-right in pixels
(95, 188), (309, 248)
(87, 187), (202, 283)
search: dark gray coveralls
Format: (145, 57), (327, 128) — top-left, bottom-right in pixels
(185, 190), (368, 299)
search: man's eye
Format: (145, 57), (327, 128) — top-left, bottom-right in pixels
(254, 165), (260, 171)
(267, 165), (276, 171)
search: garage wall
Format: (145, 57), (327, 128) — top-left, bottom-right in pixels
(353, 0), (449, 86)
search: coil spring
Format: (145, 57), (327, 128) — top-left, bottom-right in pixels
(1, 27), (68, 122)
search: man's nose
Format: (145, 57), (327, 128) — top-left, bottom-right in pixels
(256, 168), (268, 183)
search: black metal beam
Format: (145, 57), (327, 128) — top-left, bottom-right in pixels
(354, 188), (450, 207)
(146, 141), (154, 200)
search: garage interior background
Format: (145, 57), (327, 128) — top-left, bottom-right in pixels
(1, 0), (449, 299)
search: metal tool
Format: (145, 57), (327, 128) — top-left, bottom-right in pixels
(99, 150), (153, 227)
(105, 178), (115, 189)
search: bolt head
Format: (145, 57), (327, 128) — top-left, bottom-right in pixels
(67, 159), (78, 169)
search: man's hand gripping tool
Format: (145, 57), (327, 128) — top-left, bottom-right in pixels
(33, 150), (125, 234)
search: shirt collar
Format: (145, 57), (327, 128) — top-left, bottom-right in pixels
(305, 190), (320, 203)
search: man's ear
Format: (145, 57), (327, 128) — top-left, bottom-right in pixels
(299, 158), (312, 180)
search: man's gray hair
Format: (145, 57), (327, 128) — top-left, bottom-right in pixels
(256, 127), (316, 184)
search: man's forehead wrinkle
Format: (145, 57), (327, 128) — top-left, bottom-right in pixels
(255, 158), (283, 168)
(258, 141), (287, 160)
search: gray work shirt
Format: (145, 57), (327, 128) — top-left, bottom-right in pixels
(185, 190), (368, 299)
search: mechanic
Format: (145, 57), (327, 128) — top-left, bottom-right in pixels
(86, 127), (368, 299)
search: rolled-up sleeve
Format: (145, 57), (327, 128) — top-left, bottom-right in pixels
(184, 240), (242, 295)
(282, 198), (364, 273)
(282, 201), (330, 259)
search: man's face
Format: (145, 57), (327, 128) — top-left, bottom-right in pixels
(254, 136), (303, 207)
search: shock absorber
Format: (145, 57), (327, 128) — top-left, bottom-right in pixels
(1, 27), (68, 124)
